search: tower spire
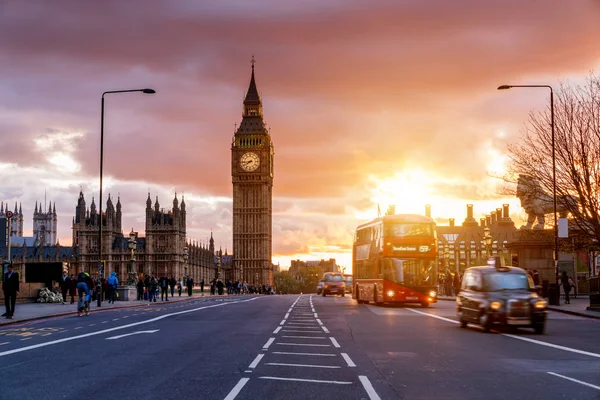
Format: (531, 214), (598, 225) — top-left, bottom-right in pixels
(243, 55), (261, 106)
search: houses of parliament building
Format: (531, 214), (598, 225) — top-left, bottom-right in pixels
(2, 61), (276, 286)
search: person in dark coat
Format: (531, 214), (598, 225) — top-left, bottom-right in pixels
(2, 264), (20, 319)
(561, 271), (573, 304)
(59, 271), (71, 304)
(187, 277), (194, 296)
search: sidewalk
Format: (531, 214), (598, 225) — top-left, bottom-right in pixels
(0, 289), (233, 327)
(438, 295), (600, 319)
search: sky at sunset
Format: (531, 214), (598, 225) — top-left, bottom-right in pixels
(1, 0), (599, 269)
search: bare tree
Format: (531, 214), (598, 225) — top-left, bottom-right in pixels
(506, 74), (600, 246)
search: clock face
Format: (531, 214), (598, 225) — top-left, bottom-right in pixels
(240, 152), (260, 171)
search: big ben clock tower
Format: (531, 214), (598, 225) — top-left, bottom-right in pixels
(231, 58), (274, 286)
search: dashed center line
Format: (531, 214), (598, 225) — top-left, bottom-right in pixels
(330, 337), (341, 348)
(248, 354), (264, 369)
(262, 338), (275, 350)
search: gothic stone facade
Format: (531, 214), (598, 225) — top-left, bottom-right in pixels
(72, 192), (220, 283)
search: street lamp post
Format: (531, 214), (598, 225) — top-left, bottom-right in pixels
(483, 227), (492, 258)
(498, 84), (558, 282)
(127, 229), (137, 285)
(98, 88), (155, 307)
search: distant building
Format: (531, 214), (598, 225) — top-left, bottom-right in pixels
(435, 204), (517, 274)
(0, 200), (57, 247)
(289, 258), (339, 279)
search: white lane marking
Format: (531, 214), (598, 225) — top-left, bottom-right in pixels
(279, 320), (286, 326)
(244, 370), (252, 373)
(280, 327), (322, 330)
(359, 375), (382, 400)
(322, 326), (330, 333)
(286, 322), (318, 326)
(273, 327), (282, 334)
(284, 313), (290, 319)
(262, 338), (275, 350)
(283, 329), (326, 333)
(407, 308), (600, 359)
(316, 319), (323, 326)
(259, 376), (352, 385)
(503, 334), (600, 359)
(547, 372), (600, 391)
(223, 377), (250, 400)
(288, 319), (315, 321)
(277, 343), (331, 347)
(0, 298), (257, 358)
(330, 337), (341, 348)
(248, 354), (264, 369)
(288, 308), (293, 313)
(273, 351), (336, 357)
(406, 308), (459, 324)
(266, 362), (341, 369)
(295, 313), (314, 316)
(106, 330), (159, 340)
(314, 313), (319, 318)
(341, 353), (356, 367)
(282, 336), (326, 339)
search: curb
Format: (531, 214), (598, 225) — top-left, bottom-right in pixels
(0, 294), (229, 327)
(546, 306), (600, 320)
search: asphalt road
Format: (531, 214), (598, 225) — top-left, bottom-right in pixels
(0, 295), (598, 400)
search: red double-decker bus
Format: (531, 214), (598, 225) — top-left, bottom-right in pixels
(352, 214), (438, 307)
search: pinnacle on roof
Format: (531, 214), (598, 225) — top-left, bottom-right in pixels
(19, 203), (22, 215)
(34, 201), (38, 213)
(244, 55), (261, 105)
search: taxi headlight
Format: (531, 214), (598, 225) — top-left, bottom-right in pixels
(490, 301), (502, 311)
(386, 290), (395, 297)
(429, 290), (437, 297)
(534, 300), (547, 309)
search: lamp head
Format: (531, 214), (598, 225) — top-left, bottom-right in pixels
(497, 85), (512, 90)
(142, 88), (156, 94)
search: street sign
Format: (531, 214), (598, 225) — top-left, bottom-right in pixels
(5, 210), (13, 219)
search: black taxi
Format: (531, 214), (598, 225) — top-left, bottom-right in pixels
(456, 257), (547, 334)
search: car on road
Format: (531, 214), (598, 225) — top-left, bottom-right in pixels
(456, 257), (547, 334)
(321, 272), (346, 297)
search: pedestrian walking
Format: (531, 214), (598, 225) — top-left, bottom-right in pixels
(200, 279), (204, 293)
(160, 276), (169, 301)
(59, 271), (71, 304)
(561, 271), (573, 304)
(177, 280), (182, 297)
(69, 274), (77, 304)
(107, 271), (119, 304)
(2, 264), (19, 319)
(169, 276), (176, 298)
(187, 277), (194, 296)
(136, 278), (145, 301)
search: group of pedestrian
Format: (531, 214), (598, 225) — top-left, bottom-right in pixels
(439, 270), (461, 297)
(136, 276), (194, 302)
